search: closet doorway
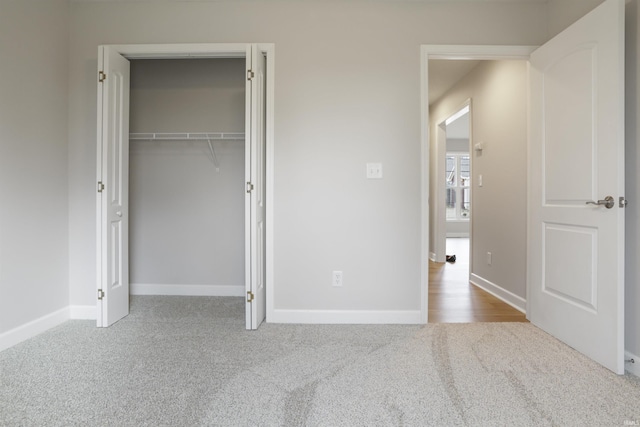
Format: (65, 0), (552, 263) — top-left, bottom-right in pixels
(96, 44), (273, 330)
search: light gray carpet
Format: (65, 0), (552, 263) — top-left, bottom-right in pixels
(1, 296), (639, 426)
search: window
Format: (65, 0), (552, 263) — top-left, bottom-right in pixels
(446, 153), (470, 220)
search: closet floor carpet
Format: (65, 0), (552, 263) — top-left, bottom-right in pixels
(1, 296), (639, 426)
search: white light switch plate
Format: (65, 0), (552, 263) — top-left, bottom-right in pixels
(366, 163), (383, 179)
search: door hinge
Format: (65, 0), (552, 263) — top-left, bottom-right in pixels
(620, 196), (628, 208)
(98, 289), (105, 300)
(246, 182), (254, 193)
(98, 71), (106, 83)
(247, 70), (254, 81)
(97, 181), (105, 193)
(247, 291), (254, 303)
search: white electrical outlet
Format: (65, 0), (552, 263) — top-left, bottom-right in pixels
(332, 271), (343, 287)
(366, 163), (383, 179)
(487, 252), (492, 266)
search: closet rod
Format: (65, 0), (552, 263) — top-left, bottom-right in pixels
(129, 132), (245, 141)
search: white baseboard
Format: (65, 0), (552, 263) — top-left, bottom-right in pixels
(429, 251), (437, 262)
(0, 307), (69, 353)
(131, 283), (245, 297)
(69, 305), (96, 320)
(626, 350), (640, 377)
(470, 273), (526, 313)
(269, 309), (422, 324)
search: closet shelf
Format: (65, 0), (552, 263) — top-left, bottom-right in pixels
(129, 132), (243, 172)
(129, 132), (245, 141)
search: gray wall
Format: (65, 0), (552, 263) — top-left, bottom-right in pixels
(0, 0), (69, 333)
(446, 139), (470, 154)
(547, 0), (607, 37)
(67, 1), (548, 312)
(129, 59), (245, 290)
(430, 60), (528, 300)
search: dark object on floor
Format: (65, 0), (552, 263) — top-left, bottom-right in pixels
(446, 255), (456, 263)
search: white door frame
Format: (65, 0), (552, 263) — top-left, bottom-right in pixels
(432, 119), (447, 263)
(96, 43), (276, 323)
(420, 45), (535, 323)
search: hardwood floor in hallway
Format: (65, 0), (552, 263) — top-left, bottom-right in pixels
(428, 238), (528, 323)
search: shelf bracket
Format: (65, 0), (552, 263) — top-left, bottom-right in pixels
(207, 137), (220, 172)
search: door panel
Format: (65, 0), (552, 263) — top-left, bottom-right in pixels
(543, 47), (595, 202)
(528, 0), (624, 373)
(245, 44), (267, 330)
(543, 224), (597, 311)
(97, 46), (130, 327)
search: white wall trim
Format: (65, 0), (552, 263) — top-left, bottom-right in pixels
(110, 43), (249, 59)
(69, 305), (97, 320)
(424, 45), (537, 60)
(0, 307), (69, 353)
(625, 351), (640, 377)
(470, 273), (526, 313)
(269, 309), (422, 324)
(262, 43), (276, 325)
(131, 283), (245, 297)
(420, 42), (430, 324)
(429, 251), (437, 262)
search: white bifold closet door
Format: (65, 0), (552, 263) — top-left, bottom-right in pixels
(245, 45), (267, 330)
(97, 44), (267, 330)
(96, 46), (130, 328)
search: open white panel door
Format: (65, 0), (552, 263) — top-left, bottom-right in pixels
(528, 0), (625, 373)
(245, 44), (267, 330)
(96, 46), (130, 327)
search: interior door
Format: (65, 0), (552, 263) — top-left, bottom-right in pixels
(97, 46), (130, 327)
(528, 0), (625, 373)
(245, 44), (267, 330)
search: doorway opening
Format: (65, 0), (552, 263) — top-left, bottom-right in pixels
(128, 57), (246, 309)
(424, 55), (530, 324)
(441, 102), (471, 261)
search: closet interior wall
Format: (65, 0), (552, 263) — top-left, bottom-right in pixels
(129, 58), (246, 296)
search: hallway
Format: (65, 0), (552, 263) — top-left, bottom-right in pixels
(428, 238), (528, 323)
